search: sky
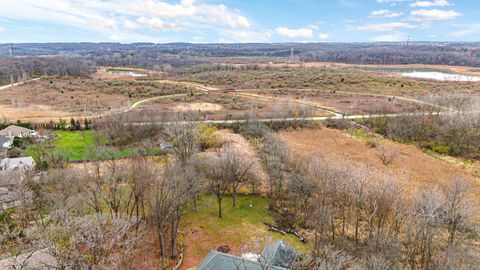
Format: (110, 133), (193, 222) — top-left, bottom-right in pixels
(0, 0), (478, 43)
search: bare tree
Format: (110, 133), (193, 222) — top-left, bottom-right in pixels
(162, 118), (199, 168)
(441, 176), (476, 246)
(218, 145), (254, 207)
(205, 155), (230, 218)
(149, 167), (175, 268)
(376, 145), (400, 166)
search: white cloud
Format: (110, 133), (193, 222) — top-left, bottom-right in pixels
(410, 9), (461, 21)
(450, 23), (480, 37)
(275, 26), (315, 39)
(376, 0), (405, 3)
(371, 32), (407, 42)
(319, 33), (330, 39)
(218, 29), (273, 42)
(370, 9), (403, 18)
(358, 22), (414, 31)
(375, 0), (406, 6)
(136, 17), (182, 31)
(0, 26), (4, 33)
(0, 0), (251, 41)
(410, 0), (451, 7)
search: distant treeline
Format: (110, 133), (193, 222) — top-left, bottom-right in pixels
(0, 42), (479, 80)
(0, 57), (94, 86)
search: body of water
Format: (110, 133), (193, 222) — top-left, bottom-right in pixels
(351, 67), (480, 82)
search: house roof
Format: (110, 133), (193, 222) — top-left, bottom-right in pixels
(196, 251), (287, 270)
(260, 241), (298, 269)
(0, 157), (36, 170)
(0, 136), (11, 151)
(0, 125), (35, 137)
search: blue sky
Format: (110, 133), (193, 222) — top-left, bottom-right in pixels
(0, 0), (478, 43)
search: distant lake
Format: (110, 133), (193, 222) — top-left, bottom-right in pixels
(351, 67), (480, 82)
(108, 70), (148, 77)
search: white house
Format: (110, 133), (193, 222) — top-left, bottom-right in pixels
(0, 125), (37, 138)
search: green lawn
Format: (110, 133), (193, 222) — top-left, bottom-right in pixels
(182, 195), (311, 262)
(27, 130), (134, 161)
(53, 130), (95, 160)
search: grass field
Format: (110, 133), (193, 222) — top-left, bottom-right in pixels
(180, 195), (311, 269)
(27, 130), (132, 161)
(53, 130), (95, 160)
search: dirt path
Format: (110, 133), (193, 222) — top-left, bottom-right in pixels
(0, 78), (41, 91)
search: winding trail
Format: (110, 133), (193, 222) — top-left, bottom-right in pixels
(0, 78), (41, 91)
(1, 76), (460, 123)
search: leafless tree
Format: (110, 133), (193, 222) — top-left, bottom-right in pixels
(376, 145), (400, 166)
(204, 154), (230, 218)
(149, 165), (175, 268)
(162, 117), (199, 168)
(218, 145), (255, 207)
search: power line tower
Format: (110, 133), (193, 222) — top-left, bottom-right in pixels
(9, 43), (14, 56)
(290, 44), (297, 63)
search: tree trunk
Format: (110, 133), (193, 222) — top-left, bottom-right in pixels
(232, 190), (237, 207)
(218, 197), (223, 218)
(170, 219), (179, 259)
(158, 231), (166, 269)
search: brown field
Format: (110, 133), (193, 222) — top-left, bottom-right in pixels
(242, 89), (421, 115)
(136, 91), (333, 120)
(0, 76), (193, 122)
(175, 66), (480, 98)
(279, 128), (480, 197)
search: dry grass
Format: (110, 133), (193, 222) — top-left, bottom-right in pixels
(279, 127), (480, 197)
(174, 102), (223, 112)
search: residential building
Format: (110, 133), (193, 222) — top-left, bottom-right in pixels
(196, 241), (297, 270)
(0, 125), (37, 138)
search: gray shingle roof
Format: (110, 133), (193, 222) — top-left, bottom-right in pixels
(0, 125), (35, 137)
(197, 251), (287, 270)
(260, 241), (297, 269)
(0, 136), (11, 151)
(0, 157), (36, 171)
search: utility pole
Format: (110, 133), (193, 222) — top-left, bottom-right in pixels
(9, 43), (14, 56)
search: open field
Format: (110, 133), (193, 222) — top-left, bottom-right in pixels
(279, 127), (480, 196)
(175, 67), (480, 98)
(0, 76), (194, 122)
(241, 89), (421, 115)
(2, 63), (480, 123)
(136, 91), (332, 120)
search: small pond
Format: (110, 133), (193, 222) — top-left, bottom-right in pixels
(351, 67), (480, 82)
